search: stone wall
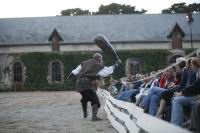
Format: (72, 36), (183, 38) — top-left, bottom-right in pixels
(0, 54), (15, 90)
(0, 41), (200, 54)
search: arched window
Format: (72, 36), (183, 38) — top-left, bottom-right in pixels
(130, 60), (141, 75)
(126, 58), (142, 75)
(52, 61), (61, 81)
(13, 62), (22, 82)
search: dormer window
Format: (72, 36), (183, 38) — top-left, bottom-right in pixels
(48, 29), (63, 51)
(167, 23), (185, 49)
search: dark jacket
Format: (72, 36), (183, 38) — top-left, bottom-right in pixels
(76, 59), (104, 92)
(175, 68), (197, 92)
(132, 80), (144, 89)
(182, 78), (200, 96)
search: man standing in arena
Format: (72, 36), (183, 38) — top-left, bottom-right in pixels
(68, 53), (120, 121)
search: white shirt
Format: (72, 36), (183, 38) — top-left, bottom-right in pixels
(72, 65), (114, 77)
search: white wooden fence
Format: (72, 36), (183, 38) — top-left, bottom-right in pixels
(97, 89), (191, 133)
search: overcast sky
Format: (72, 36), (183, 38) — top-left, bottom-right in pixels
(0, 0), (199, 18)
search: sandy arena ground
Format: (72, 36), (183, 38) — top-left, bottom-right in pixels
(0, 91), (118, 133)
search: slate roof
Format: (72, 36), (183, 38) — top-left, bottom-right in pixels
(0, 14), (200, 45)
(167, 23), (185, 38)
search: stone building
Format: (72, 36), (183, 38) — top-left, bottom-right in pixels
(0, 14), (200, 90)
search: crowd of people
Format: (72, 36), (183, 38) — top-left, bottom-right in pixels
(68, 50), (199, 132)
(108, 54), (200, 133)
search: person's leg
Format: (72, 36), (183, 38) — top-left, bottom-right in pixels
(156, 90), (173, 119)
(116, 91), (127, 100)
(86, 89), (102, 121)
(139, 88), (155, 109)
(156, 99), (167, 118)
(136, 94), (145, 106)
(120, 89), (139, 102)
(171, 96), (195, 126)
(148, 88), (166, 115)
(139, 86), (164, 109)
(190, 99), (200, 131)
(149, 95), (159, 116)
(130, 89), (140, 103)
(80, 91), (88, 118)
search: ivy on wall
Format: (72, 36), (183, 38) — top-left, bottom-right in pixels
(17, 50), (170, 91)
(112, 50), (170, 79)
(20, 52), (93, 91)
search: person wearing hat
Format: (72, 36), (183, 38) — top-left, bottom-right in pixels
(68, 53), (121, 121)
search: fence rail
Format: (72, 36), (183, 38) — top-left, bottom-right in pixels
(98, 89), (191, 133)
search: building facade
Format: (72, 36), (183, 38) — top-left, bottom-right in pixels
(0, 14), (200, 91)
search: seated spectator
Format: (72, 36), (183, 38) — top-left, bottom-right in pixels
(155, 57), (188, 120)
(119, 76), (133, 92)
(132, 74), (144, 89)
(128, 74), (144, 102)
(116, 74), (143, 102)
(109, 79), (121, 97)
(181, 57), (200, 132)
(139, 68), (175, 116)
(171, 57), (200, 126)
(135, 72), (159, 105)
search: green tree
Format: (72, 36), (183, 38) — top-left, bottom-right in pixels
(61, 8), (91, 16)
(162, 2), (200, 14)
(60, 3), (147, 16)
(188, 3), (200, 13)
(95, 3), (147, 15)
